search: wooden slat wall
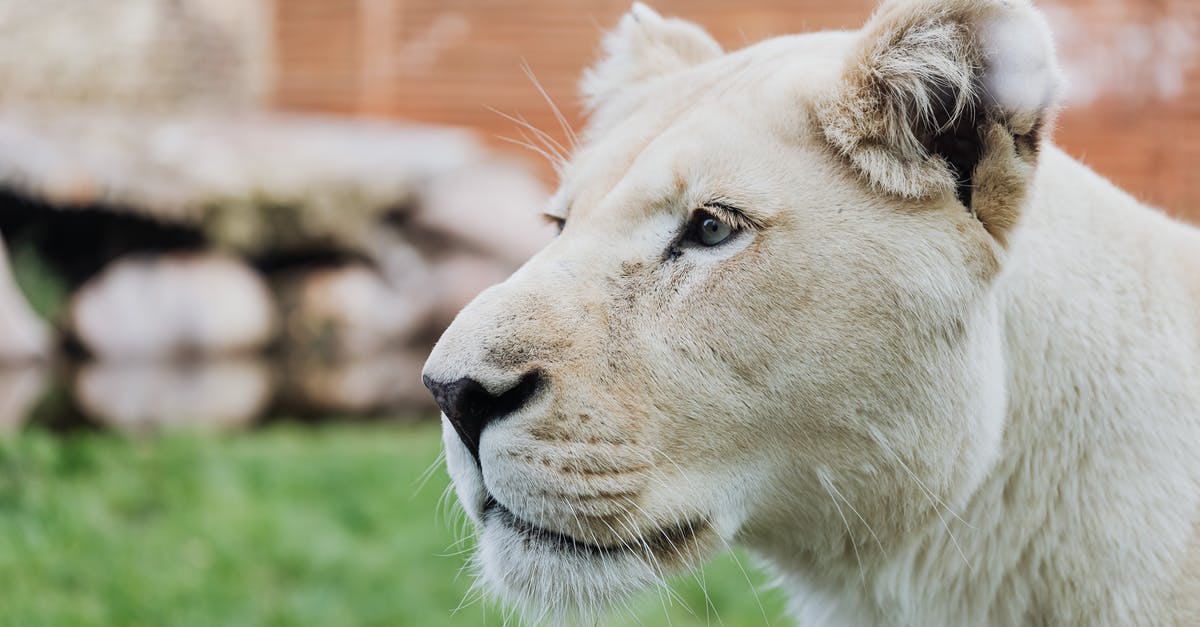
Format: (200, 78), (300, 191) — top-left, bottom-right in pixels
(273, 1), (362, 113)
(272, 0), (1200, 221)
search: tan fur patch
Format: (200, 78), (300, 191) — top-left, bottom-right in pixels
(816, 1), (984, 199)
(970, 122), (1035, 246)
(815, 0), (1057, 245)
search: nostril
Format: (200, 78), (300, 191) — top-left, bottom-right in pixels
(423, 370), (542, 465)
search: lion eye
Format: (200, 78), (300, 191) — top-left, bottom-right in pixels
(543, 215), (566, 235)
(690, 211), (734, 246)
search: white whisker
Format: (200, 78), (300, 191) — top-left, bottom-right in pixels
(521, 60), (579, 149)
(818, 467), (867, 583)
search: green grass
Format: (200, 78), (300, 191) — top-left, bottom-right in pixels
(0, 422), (788, 626)
(8, 235), (69, 321)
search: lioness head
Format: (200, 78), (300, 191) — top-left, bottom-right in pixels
(423, 0), (1057, 619)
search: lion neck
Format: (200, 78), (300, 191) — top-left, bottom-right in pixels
(758, 146), (1200, 626)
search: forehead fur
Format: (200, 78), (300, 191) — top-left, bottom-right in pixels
(565, 32), (859, 221)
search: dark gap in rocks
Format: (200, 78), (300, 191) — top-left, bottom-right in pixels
(250, 248), (373, 276)
(0, 187), (207, 287)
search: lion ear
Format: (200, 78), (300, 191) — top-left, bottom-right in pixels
(817, 0), (1060, 243)
(581, 3), (723, 112)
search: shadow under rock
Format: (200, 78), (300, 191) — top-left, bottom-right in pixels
(14, 351), (437, 434)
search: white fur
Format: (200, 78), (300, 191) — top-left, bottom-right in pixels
(425, 1), (1200, 624)
(580, 1), (722, 113)
(978, 8), (1059, 131)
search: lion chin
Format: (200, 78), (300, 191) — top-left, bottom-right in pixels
(424, 1), (1200, 625)
(474, 502), (704, 620)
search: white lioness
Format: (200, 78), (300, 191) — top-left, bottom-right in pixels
(422, 0), (1200, 624)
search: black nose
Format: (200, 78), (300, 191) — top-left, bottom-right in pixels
(423, 371), (542, 464)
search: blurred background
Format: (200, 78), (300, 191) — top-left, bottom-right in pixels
(0, 1), (1196, 625)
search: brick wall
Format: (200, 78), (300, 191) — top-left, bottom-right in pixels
(272, 0), (1200, 221)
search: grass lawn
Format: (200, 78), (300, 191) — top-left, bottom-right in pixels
(0, 421), (788, 626)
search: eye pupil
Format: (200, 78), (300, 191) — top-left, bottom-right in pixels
(693, 212), (733, 246)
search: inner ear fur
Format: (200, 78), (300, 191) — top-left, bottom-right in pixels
(817, 0), (1059, 245)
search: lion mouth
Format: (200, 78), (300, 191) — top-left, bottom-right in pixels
(483, 497), (706, 559)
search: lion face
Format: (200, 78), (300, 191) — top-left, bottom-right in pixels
(424, 0), (1055, 619)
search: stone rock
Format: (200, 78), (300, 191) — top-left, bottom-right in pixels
(0, 0), (270, 111)
(426, 252), (514, 329)
(69, 253), (276, 360)
(281, 350), (432, 415)
(74, 358), (272, 432)
(276, 263), (434, 359)
(0, 365), (48, 431)
(415, 161), (556, 266)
